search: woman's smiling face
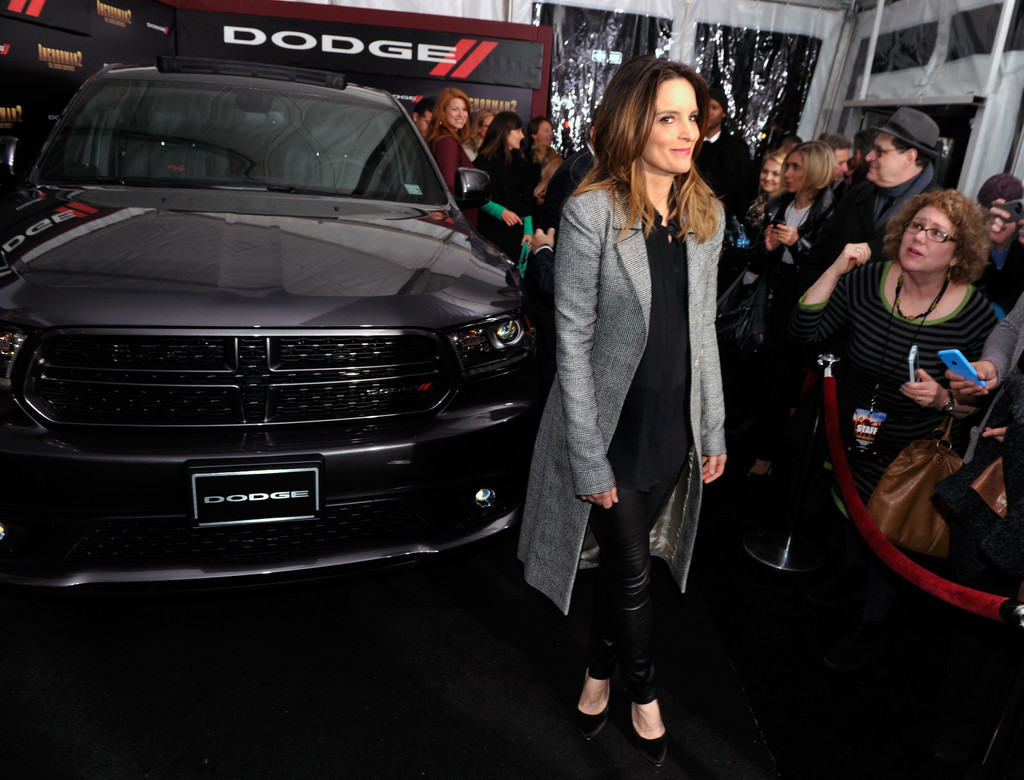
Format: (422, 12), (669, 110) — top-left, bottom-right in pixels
(639, 78), (698, 182)
(760, 157), (782, 196)
(444, 98), (468, 130)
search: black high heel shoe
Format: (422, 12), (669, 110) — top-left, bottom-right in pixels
(575, 706), (608, 740)
(633, 724), (668, 766)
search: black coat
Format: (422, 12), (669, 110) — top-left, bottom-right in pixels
(537, 149), (593, 234)
(975, 241), (1024, 318)
(696, 131), (752, 222)
(750, 188), (837, 275)
(474, 151), (538, 261)
(936, 372), (1024, 584)
(797, 168), (938, 292)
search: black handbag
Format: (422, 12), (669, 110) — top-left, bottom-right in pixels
(715, 266), (771, 355)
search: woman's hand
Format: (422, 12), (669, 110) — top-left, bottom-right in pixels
(521, 233), (534, 250)
(579, 487), (618, 509)
(831, 242), (871, 276)
(947, 359), (997, 401)
(701, 453), (726, 484)
(764, 224), (781, 252)
(982, 426), (1007, 443)
(901, 367), (944, 409)
(501, 209), (523, 227)
(772, 223), (799, 247)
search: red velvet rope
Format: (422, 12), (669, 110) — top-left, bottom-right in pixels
(821, 374), (1019, 625)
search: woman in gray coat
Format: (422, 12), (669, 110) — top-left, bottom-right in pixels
(517, 55), (726, 766)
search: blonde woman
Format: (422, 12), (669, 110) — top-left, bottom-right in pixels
(463, 109), (494, 161)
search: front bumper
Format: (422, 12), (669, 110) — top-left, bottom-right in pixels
(0, 373), (539, 588)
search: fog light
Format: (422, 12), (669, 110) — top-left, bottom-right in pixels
(474, 488), (495, 508)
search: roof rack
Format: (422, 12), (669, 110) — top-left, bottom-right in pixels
(156, 56), (347, 90)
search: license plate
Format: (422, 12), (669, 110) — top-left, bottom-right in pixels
(189, 463), (320, 526)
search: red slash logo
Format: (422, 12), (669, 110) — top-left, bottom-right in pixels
(7, 0), (48, 18)
(430, 39), (499, 79)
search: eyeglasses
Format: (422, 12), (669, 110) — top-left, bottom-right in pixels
(904, 220), (955, 243)
(870, 144), (900, 157)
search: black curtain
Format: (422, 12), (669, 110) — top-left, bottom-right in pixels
(695, 23), (822, 163)
(534, 3), (672, 156)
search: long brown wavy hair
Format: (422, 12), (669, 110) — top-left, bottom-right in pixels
(424, 88), (471, 147)
(575, 55), (720, 243)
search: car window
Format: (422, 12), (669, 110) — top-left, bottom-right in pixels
(35, 79), (446, 204)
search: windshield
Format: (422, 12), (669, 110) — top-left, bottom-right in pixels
(35, 78), (446, 204)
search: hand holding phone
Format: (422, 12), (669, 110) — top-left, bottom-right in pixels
(938, 349), (986, 388)
(994, 198), (1024, 223)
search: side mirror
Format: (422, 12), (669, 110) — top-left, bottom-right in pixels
(454, 167), (490, 211)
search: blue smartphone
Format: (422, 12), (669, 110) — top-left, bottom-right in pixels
(938, 349), (986, 388)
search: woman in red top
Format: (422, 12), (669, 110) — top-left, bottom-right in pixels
(425, 87), (477, 226)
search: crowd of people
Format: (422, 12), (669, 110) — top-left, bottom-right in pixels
(410, 59), (1024, 770)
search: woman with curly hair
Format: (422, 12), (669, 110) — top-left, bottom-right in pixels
(790, 189), (997, 671)
(519, 55), (726, 766)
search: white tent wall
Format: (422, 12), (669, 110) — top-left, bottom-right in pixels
(839, 0), (1024, 198)
(264, 0), (509, 20)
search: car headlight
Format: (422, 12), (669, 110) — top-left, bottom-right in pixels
(446, 314), (533, 378)
(0, 326), (26, 390)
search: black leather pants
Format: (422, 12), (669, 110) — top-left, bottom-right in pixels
(585, 473), (677, 704)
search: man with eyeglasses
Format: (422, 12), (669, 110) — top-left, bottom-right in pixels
(799, 107), (941, 291)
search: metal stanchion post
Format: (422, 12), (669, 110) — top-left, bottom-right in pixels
(741, 354), (839, 572)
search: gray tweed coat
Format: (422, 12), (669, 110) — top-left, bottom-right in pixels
(518, 188), (727, 615)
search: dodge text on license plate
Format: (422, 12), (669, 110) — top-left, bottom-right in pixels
(189, 464), (320, 526)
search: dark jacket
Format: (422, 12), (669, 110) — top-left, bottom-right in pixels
(798, 164), (936, 291)
(936, 372), (1024, 583)
(749, 187), (837, 275)
(975, 241), (1024, 319)
(697, 131), (752, 222)
(537, 149), (593, 234)
(474, 150), (539, 261)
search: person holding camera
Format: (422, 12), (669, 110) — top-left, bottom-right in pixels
(973, 173), (1024, 319)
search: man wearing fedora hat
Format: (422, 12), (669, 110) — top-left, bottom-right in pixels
(798, 106), (941, 290)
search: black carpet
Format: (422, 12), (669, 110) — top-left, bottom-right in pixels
(2, 428), (1018, 778)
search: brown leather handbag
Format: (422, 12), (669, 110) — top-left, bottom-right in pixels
(971, 456), (1007, 518)
(866, 415), (961, 559)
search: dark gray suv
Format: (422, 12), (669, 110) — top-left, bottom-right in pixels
(0, 58), (539, 588)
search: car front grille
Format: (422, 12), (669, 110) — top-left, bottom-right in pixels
(68, 502), (428, 562)
(25, 331), (451, 426)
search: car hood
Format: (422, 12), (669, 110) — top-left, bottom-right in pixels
(0, 187), (517, 330)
